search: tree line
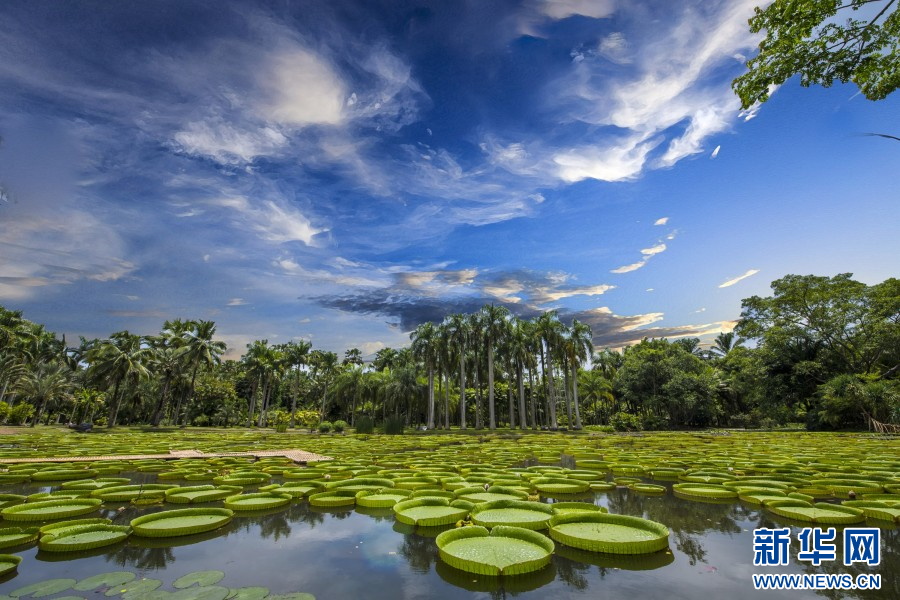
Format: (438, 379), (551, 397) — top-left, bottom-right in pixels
(1, 273), (896, 431)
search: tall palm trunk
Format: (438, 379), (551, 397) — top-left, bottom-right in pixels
(563, 357), (573, 428)
(572, 362), (583, 429)
(427, 365), (435, 429)
(459, 347), (467, 429)
(545, 344), (558, 429)
(152, 376), (172, 427)
(290, 372), (299, 428)
(247, 378), (259, 427)
(107, 378), (122, 427)
(517, 363), (527, 430)
(444, 370), (450, 429)
(487, 344), (495, 430)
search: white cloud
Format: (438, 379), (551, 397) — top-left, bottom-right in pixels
(537, 0), (617, 20)
(227, 298), (247, 306)
(553, 136), (658, 182)
(211, 196), (324, 245)
(710, 144), (721, 158)
(719, 269), (760, 288)
(641, 243), (667, 256)
(654, 217), (669, 226)
(598, 32), (631, 64)
(262, 49), (347, 126)
(611, 260), (648, 274)
(173, 120), (288, 164)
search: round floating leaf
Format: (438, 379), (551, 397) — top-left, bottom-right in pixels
(168, 586), (230, 600)
(39, 524), (131, 552)
(267, 594), (316, 600)
(843, 501), (900, 523)
(0, 554), (22, 577)
(165, 486), (242, 505)
(672, 483), (737, 499)
(223, 493), (291, 511)
(130, 508), (234, 538)
(10, 578), (76, 598)
(550, 502), (605, 516)
(73, 571), (136, 591)
(1, 498), (102, 522)
(470, 500), (554, 530)
(32, 469), (98, 482)
(436, 525), (554, 576)
(629, 483), (666, 495)
(173, 570), (225, 588)
(531, 477), (591, 494)
(307, 490), (358, 507)
(113, 578), (163, 598)
(766, 500), (866, 524)
(355, 489), (412, 508)
(39, 518), (111, 535)
(549, 512), (670, 554)
(393, 498), (470, 527)
(0, 494), (27, 509)
(0, 527), (39, 549)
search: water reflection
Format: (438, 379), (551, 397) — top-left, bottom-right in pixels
(435, 559), (556, 594)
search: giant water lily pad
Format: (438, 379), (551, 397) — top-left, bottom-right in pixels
(1, 498), (102, 522)
(38, 524), (131, 552)
(0, 554), (22, 577)
(0, 527), (39, 549)
(470, 500), (554, 530)
(9, 578), (76, 597)
(355, 489), (412, 508)
(92, 484), (176, 502)
(766, 500), (865, 524)
(393, 498), (470, 527)
(843, 501), (900, 523)
(672, 483), (738, 499)
(165, 486), (242, 504)
(549, 512), (670, 554)
(73, 571), (136, 591)
(130, 508), (234, 538)
(436, 525), (554, 576)
(223, 492), (291, 511)
(173, 570), (225, 588)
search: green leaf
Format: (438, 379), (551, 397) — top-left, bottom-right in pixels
(74, 571), (136, 590)
(10, 578), (77, 598)
(173, 571), (225, 589)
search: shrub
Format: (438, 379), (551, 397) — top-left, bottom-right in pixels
(355, 416), (374, 434)
(318, 421), (333, 434)
(193, 414), (210, 427)
(383, 415), (405, 435)
(610, 411), (642, 432)
(271, 409), (291, 432)
(295, 410), (320, 431)
(641, 413), (669, 431)
(0, 401), (10, 423)
(7, 403), (35, 425)
(332, 420), (348, 433)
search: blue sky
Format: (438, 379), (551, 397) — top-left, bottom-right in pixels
(1, 0), (897, 360)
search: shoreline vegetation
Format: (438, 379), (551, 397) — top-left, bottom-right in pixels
(0, 273), (897, 434)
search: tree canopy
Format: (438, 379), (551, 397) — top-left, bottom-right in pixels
(733, 0), (900, 108)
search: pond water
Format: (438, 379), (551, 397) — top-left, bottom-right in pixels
(0, 473), (896, 599)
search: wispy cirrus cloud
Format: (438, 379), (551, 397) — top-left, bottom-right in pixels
(719, 269), (760, 288)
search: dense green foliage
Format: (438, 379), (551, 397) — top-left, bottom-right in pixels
(734, 0), (900, 108)
(0, 273), (896, 431)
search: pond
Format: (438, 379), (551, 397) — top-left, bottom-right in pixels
(0, 470), (896, 600)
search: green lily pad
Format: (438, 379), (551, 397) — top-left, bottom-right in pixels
(109, 578), (163, 598)
(355, 489), (412, 508)
(131, 508), (234, 538)
(0, 554), (22, 577)
(549, 512), (670, 554)
(165, 486), (242, 504)
(168, 586), (230, 600)
(0, 527), (39, 549)
(1, 498), (102, 522)
(766, 500), (866, 524)
(10, 578), (77, 597)
(223, 493), (291, 511)
(39, 524), (131, 552)
(267, 594), (316, 600)
(39, 518), (112, 535)
(173, 570), (225, 588)
(470, 500), (554, 530)
(74, 571), (136, 591)
(393, 498), (470, 527)
(436, 525), (554, 576)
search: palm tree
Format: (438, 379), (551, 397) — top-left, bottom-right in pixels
(86, 331), (152, 427)
(410, 321), (438, 429)
(480, 304), (510, 430)
(22, 361), (73, 426)
(180, 320), (226, 425)
(148, 345), (183, 427)
(281, 340), (311, 428)
(309, 350), (339, 422)
(446, 314), (469, 429)
(579, 369), (614, 424)
(710, 332), (743, 358)
(536, 311), (563, 429)
(563, 319), (593, 430)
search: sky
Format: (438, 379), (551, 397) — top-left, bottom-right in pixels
(1, 0), (898, 360)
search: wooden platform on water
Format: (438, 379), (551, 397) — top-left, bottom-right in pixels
(0, 449), (332, 464)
